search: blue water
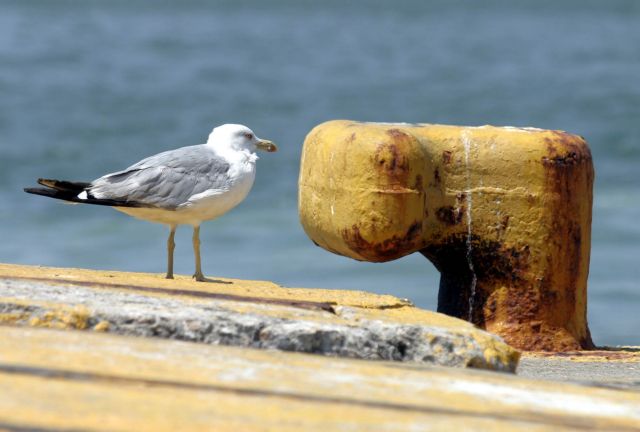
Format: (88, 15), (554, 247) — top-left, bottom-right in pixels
(1, 0), (639, 345)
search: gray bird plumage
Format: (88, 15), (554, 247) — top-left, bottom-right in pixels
(89, 145), (231, 209)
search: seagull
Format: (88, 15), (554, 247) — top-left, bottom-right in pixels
(25, 124), (277, 281)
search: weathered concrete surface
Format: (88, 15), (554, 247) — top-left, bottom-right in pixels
(299, 120), (594, 352)
(519, 350), (640, 392)
(0, 263), (519, 371)
(1, 325), (640, 432)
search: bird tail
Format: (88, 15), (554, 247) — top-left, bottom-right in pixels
(24, 178), (90, 203)
(24, 178), (146, 208)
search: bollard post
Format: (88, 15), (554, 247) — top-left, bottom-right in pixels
(299, 120), (594, 351)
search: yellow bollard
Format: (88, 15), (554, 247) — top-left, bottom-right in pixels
(299, 120), (595, 351)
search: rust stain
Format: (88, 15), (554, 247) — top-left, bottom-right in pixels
(386, 128), (407, 139)
(492, 213), (511, 241)
(367, 129), (419, 217)
(421, 235), (531, 329)
(540, 130), (594, 350)
(345, 132), (357, 144)
(374, 144), (409, 185)
(502, 323), (583, 352)
(418, 232), (589, 352)
(500, 215), (509, 232)
(375, 130), (412, 173)
(413, 174), (424, 193)
(435, 206), (464, 225)
(485, 295), (498, 323)
(504, 284), (539, 325)
(442, 150), (452, 164)
(342, 222), (422, 262)
(2, 275), (337, 314)
(433, 168), (441, 185)
(542, 132), (591, 167)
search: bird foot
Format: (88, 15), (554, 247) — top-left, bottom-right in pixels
(191, 272), (231, 284)
(193, 272), (207, 282)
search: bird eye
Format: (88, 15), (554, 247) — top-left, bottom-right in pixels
(244, 133), (254, 140)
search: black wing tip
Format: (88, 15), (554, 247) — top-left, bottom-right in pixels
(24, 187), (76, 202)
(24, 187), (48, 195)
(36, 178), (91, 192)
(25, 184), (153, 209)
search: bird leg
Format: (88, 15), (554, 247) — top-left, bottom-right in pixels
(192, 225), (206, 282)
(166, 226), (176, 279)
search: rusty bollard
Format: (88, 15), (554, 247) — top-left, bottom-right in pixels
(299, 120), (595, 351)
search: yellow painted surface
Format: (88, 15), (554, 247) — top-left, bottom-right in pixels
(0, 326), (639, 432)
(0, 262), (407, 310)
(0, 262), (444, 326)
(299, 120), (594, 352)
(0, 262), (519, 369)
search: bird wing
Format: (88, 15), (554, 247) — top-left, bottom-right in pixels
(88, 145), (231, 209)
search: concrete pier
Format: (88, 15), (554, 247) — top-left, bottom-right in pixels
(1, 264), (639, 430)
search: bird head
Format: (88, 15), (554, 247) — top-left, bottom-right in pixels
(207, 124), (277, 155)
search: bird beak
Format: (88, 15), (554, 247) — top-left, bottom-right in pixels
(256, 139), (278, 152)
